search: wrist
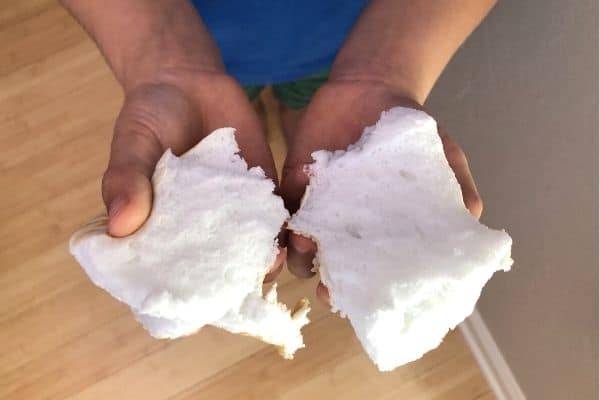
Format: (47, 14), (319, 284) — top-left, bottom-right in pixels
(121, 70), (242, 124)
(113, 22), (225, 92)
(122, 67), (228, 100)
(62, 0), (225, 92)
(329, 62), (426, 106)
(114, 20), (225, 92)
(325, 66), (425, 111)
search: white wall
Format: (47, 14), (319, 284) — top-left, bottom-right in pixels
(426, 1), (598, 399)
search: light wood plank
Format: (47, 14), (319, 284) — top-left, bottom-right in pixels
(0, 0), (53, 29)
(65, 278), (323, 400)
(0, 4), (87, 77)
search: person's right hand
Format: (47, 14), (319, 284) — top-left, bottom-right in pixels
(60, 2), (286, 277)
(102, 73), (278, 238)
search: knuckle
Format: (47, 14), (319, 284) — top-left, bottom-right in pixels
(467, 192), (484, 218)
(475, 195), (484, 213)
(117, 81), (194, 147)
(281, 162), (301, 179)
(116, 104), (162, 144)
(444, 141), (466, 163)
(101, 167), (127, 195)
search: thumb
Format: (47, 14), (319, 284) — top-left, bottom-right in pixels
(102, 98), (166, 237)
(280, 162), (310, 216)
(281, 154), (318, 279)
(102, 166), (154, 238)
(438, 127), (483, 220)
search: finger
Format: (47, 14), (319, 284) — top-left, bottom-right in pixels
(454, 163), (483, 220)
(103, 83), (208, 237)
(316, 281), (331, 307)
(439, 131), (483, 220)
(199, 82), (284, 282)
(230, 121), (279, 185)
(102, 167), (154, 238)
(280, 163), (310, 215)
(263, 247), (286, 283)
(102, 96), (168, 237)
(277, 225), (288, 248)
(199, 79), (279, 184)
(286, 233), (317, 278)
(279, 82), (403, 212)
(103, 127), (163, 237)
(279, 103), (305, 144)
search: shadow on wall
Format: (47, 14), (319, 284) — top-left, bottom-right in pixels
(427, 1), (598, 399)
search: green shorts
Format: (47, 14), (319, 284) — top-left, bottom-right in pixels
(243, 69), (330, 110)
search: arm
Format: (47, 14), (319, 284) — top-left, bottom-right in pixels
(62, 0), (277, 238)
(332, 0), (496, 104)
(282, 0), (494, 286)
(61, 0), (224, 91)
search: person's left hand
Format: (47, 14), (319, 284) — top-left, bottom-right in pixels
(280, 80), (483, 305)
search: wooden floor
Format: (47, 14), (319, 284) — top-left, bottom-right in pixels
(0, 1), (493, 399)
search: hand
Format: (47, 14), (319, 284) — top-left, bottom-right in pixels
(280, 80), (483, 305)
(61, 2), (287, 279)
(102, 72), (285, 277)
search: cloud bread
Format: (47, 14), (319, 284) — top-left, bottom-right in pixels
(288, 108), (512, 370)
(70, 128), (309, 358)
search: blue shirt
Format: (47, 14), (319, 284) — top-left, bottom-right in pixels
(191, 0), (368, 85)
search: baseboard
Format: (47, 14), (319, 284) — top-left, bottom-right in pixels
(460, 309), (527, 400)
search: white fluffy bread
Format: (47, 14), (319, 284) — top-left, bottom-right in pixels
(69, 128), (309, 359)
(288, 107), (513, 371)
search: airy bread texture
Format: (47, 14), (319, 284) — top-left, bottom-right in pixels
(70, 128), (309, 358)
(288, 107), (513, 371)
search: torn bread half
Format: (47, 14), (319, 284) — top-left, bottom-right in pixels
(288, 107), (512, 370)
(70, 128), (309, 358)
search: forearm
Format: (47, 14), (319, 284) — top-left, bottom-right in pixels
(331, 0), (496, 104)
(61, 0), (224, 91)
